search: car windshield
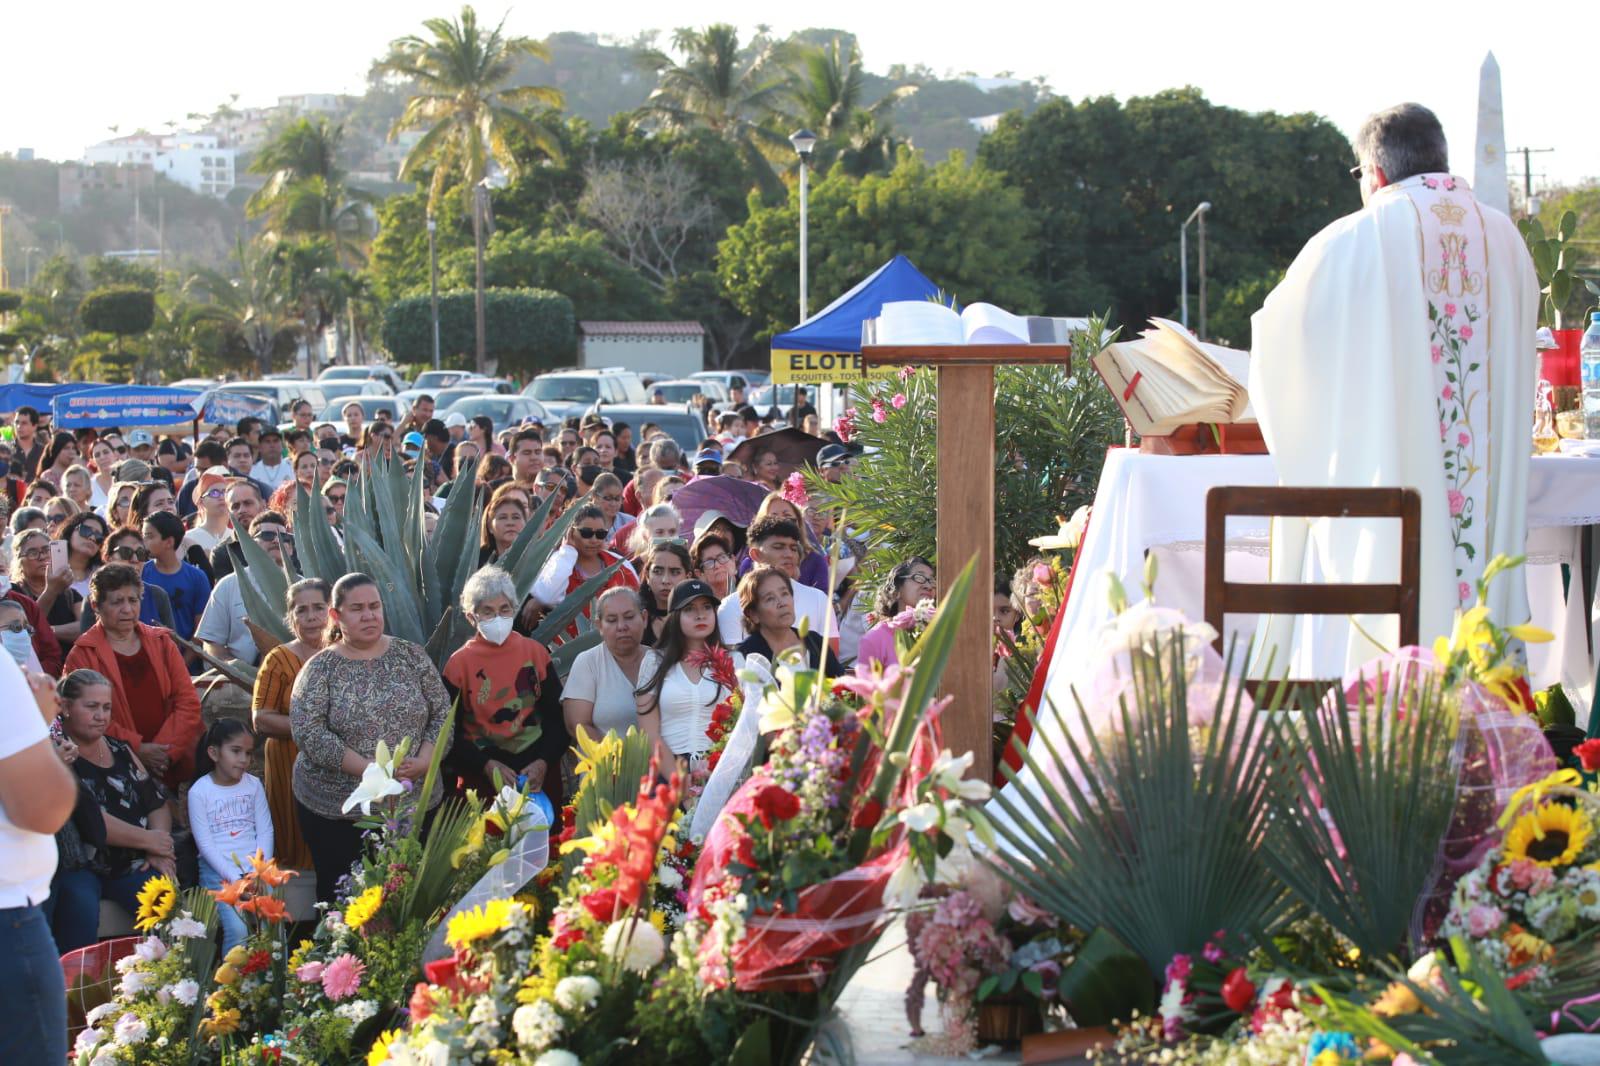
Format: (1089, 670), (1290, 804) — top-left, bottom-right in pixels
(530, 377), (598, 403)
(647, 412), (705, 452)
(319, 368), (368, 382)
(415, 372), (466, 391)
(434, 386), (489, 408)
(655, 384), (703, 403)
(319, 382), (368, 402)
(452, 398), (515, 422)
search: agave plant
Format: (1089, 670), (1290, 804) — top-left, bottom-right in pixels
(988, 641), (1288, 976)
(1261, 674), (1460, 967)
(232, 455), (621, 675)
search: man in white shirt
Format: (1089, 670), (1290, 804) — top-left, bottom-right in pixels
(717, 516), (840, 652)
(197, 510), (292, 665)
(250, 426), (292, 491)
(0, 658), (76, 1062)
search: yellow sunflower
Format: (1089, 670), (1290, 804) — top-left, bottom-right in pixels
(1504, 802), (1593, 868)
(344, 885), (385, 932)
(134, 874), (178, 932)
(367, 1028), (404, 1066)
(444, 898), (523, 951)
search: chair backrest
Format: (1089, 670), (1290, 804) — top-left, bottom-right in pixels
(1203, 485), (1422, 674)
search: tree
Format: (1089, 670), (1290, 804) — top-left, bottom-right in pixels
(978, 89), (1358, 331)
(784, 37), (915, 177)
(635, 24), (791, 191)
(78, 286), (156, 380)
(577, 156), (714, 289)
(378, 4), (564, 372)
(380, 288), (575, 375)
(247, 118), (378, 267)
(439, 227), (664, 321)
(185, 240), (303, 377)
(717, 149), (1039, 339)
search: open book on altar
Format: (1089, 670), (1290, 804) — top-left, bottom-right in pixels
(1091, 318), (1255, 438)
(864, 300), (1081, 345)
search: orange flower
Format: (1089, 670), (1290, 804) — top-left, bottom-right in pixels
(238, 894), (290, 923)
(212, 878), (251, 907)
(248, 850), (295, 887)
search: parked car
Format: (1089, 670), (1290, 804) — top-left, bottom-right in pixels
(212, 380), (329, 415)
(411, 370), (474, 393)
(462, 376), (520, 395)
(691, 370), (756, 394)
(652, 379), (729, 405)
(580, 404), (706, 454)
(521, 368), (649, 421)
(443, 395), (553, 434)
(322, 380), (394, 405)
(318, 364), (407, 394)
(318, 395), (412, 424)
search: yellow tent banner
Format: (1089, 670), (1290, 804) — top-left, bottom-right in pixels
(770, 349), (901, 385)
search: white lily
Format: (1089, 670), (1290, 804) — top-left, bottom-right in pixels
(342, 741), (406, 816)
(929, 748), (975, 790)
(898, 802), (942, 833)
(884, 855), (927, 908)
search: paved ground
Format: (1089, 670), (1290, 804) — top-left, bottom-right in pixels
(834, 921), (1023, 1065)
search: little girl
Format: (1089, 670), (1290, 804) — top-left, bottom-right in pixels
(189, 720), (274, 950)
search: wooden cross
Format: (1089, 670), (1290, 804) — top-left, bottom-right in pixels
(861, 342), (1073, 782)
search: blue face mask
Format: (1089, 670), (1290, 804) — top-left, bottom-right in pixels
(1, 628), (31, 667)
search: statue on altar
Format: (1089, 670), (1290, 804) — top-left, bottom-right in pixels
(1248, 102), (1539, 672)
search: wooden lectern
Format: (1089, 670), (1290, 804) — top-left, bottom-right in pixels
(861, 342), (1073, 783)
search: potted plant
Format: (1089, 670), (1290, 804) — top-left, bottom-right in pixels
(1520, 211), (1599, 409)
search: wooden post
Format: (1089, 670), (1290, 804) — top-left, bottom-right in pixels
(937, 364), (997, 783)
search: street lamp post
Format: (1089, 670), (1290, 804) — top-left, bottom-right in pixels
(426, 215), (441, 371)
(789, 128), (817, 425)
(1180, 201), (1212, 336)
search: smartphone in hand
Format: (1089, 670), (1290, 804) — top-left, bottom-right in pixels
(49, 539), (69, 572)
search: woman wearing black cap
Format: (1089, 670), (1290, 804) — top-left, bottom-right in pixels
(634, 578), (743, 764)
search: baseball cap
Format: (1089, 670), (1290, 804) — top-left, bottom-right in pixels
(401, 431), (425, 455)
(692, 448), (723, 467)
(259, 425), (282, 440)
(444, 412), (468, 429)
(668, 578), (720, 613)
(127, 429), (154, 448)
(692, 509), (729, 540)
(816, 443), (850, 468)
(196, 465), (233, 498)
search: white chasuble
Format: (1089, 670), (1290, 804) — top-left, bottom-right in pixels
(1248, 173), (1538, 673)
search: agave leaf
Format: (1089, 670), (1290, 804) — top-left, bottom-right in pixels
(341, 519), (427, 645)
(446, 498), (486, 610)
(295, 483), (347, 584)
(530, 561), (623, 644)
(499, 488), (563, 580)
(403, 449), (428, 564)
(232, 532), (294, 644)
(424, 605), (477, 670)
(430, 466), (482, 594)
(368, 454), (408, 555)
(549, 630), (601, 681)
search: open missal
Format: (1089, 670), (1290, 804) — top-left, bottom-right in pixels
(865, 300), (1083, 345)
(1092, 318), (1255, 438)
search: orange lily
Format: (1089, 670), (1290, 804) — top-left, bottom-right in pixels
(212, 878), (250, 907)
(238, 894), (289, 923)
(247, 849), (294, 887)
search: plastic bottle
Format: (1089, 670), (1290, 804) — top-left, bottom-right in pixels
(1583, 313), (1600, 439)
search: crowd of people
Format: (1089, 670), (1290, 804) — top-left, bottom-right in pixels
(0, 387), (1051, 1061)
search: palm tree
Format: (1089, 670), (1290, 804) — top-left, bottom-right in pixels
(786, 38), (916, 177)
(185, 240), (302, 378)
(377, 5), (563, 371)
(636, 24), (791, 188)
(247, 118), (377, 267)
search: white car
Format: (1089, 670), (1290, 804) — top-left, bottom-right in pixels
(319, 364), (407, 395)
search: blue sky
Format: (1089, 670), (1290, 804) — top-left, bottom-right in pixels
(6, 0), (1593, 189)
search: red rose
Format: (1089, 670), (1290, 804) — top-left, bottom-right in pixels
(581, 888), (620, 923)
(1221, 967), (1256, 1013)
(752, 783), (802, 828)
(1575, 738), (1600, 772)
(707, 750), (722, 771)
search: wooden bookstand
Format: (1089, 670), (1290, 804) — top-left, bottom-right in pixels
(1140, 421), (1268, 455)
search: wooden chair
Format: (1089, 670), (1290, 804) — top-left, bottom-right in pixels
(1203, 486), (1422, 699)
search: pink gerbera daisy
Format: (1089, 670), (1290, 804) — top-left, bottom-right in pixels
(320, 953), (365, 1001)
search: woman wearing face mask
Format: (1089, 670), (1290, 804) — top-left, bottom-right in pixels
(442, 566), (567, 808)
(635, 579), (744, 765)
(248, 577), (328, 872)
(563, 586), (649, 747)
(0, 599), (42, 672)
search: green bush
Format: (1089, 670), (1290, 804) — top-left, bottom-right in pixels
(381, 287), (576, 376)
(0, 290), (22, 315)
(78, 286), (156, 338)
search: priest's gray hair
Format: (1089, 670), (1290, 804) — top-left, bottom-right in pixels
(460, 564), (518, 615)
(1354, 103), (1448, 183)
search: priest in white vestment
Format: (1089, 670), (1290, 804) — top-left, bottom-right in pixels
(1249, 102), (1539, 672)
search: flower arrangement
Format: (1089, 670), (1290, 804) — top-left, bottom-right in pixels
(197, 852), (297, 1049)
(72, 886), (219, 1066)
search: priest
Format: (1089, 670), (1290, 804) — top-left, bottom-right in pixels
(1249, 102), (1538, 672)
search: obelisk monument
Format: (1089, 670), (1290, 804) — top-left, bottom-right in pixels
(1474, 51), (1510, 215)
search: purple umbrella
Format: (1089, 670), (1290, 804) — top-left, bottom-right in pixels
(725, 427), (827, 484)
(672, 475), (770, 534)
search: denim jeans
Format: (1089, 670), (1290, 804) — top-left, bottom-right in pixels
(198, 857), (246, 951)
(0, 904), (66, 1063)
(44, 864), (163, 954)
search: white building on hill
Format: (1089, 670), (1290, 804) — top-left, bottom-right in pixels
(83, 133), (235, 198)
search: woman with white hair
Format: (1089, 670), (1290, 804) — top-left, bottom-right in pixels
(442, 565), (568, 808)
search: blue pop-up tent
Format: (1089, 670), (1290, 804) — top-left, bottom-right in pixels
(51, 385), (204, 429)
(770, 255), (940, 382)
(0, 381), (103, 413)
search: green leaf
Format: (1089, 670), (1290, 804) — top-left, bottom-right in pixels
(1053, 926), (1155, 1027)
(1533, 242), (1557, 280)
(233, 533), (293, 644)
(977, 974), (999, 1002)
(530, 561), (623, 644)
(1560, 210), (1579, 242)
(341, 519), (428, 645)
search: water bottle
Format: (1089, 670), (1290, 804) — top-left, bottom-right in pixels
(1583, 313), (1600, 439)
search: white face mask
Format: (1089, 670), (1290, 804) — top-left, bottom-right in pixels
(477, 615), (514, 646)
(1, 627), (31, 667)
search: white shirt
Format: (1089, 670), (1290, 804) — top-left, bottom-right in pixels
(717, 579), (839, 646)
(564, 645), (643, 737)
(188, 773), (273, 882)
(251, 459), (293, 491)
(195, 572), (258, 665)
(0, 656), (58, 906)
(638, 648), (745, 757)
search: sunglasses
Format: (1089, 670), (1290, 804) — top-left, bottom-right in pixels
(573, 527), (608, 540)
(79, 525), (107, 543)
(114, 445), (129, 455)
(255, 531), (293, 545)
(47, 512), (67, 524)
(0, 620), (32, 635)
(110, 545), (150, 562)
(326, 493), (346, 504)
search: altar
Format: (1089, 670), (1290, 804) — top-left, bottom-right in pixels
(1044, 448), (1600, 725)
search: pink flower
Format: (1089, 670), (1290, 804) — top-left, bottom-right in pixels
(1458, 581), (1472, 603)
(1006, 893), (1057, 927)
(1444, 302), (1457, 317)
(1032, 563), (1052, 584)
(1164, 953), (1192, 985)
(1440, 420), (1448, 438)
(320, 953), (365, 1001)
(1459, 325), (1474, 340)
(898, 365), (916, 382)
(887, 607), (918, 631)
(1457, 430), (1470, 447)
(1466, 904), (1505, 937)
(1430, 345), (1442, 363)
(1447, 489), (1465, 516)
(833, 410), (858, 442)
(1202, 940), (1225, 964)
(870, 398), (888, 424)
(295, 961), (325, 983)
(781, 472), (808, 508)
(1441, 384), (1454, 401)
(891, 392), (907, 409)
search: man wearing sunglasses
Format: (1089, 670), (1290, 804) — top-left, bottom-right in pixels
(1250, 101), (1538, 669)
(196, 510), (295, 666)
